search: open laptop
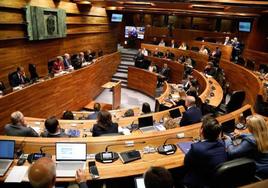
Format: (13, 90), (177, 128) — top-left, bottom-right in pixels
(243, 108), (252, 119)
(134, 177), (145, 188)
(0, 140), (15, 176)
(55, 142), (87, 177)
(138, 116), (158, 133)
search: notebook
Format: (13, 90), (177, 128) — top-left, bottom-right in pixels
(176, 141), (192, 154)
(138, 116), (158, 133)
(55, 142), (87, 177)
(0, 140), (15, 176)
(221, 119), (236, 134)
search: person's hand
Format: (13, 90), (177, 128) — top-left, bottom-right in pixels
(76, 169), (87, 184)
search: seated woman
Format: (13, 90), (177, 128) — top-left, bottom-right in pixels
(52, 56), (65, 73)
(225, 115), (268, 179)
(199, 45), (208, 55)
(178, 42), (187, 50)
(92, 111), (118, 137)
(142, 102), (152, 114)
(164, 119), (178, 130)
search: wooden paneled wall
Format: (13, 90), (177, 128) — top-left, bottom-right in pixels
(0, 0), (118, 88)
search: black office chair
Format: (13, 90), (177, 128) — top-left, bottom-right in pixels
(29, 64), (39, 81)
(47, 59), (55, 74)
(191, 46), (199, 52)
(236, 56), (246, 66)
(259, 64), (268, 74)
(8, 71), (17, 87)
(212, 158), (256, 188)
(99, 132), (124, 136)
(255, 94), (268, 116)
(218, 90), (246, 113)
(246, 59), (255, 71)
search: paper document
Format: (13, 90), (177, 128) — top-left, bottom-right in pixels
(5, 166), (29, 183)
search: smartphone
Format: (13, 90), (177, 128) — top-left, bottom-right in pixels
(88, 161), (100, 179)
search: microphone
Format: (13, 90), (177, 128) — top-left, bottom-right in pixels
(96, 141), (146, 163)
(158, 134), (193, 155)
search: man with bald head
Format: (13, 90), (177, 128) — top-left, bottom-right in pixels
(180, 96), (202, 126)
(28, 157), (88, 188)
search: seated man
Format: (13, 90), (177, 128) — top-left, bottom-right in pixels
(28, 157), (88, 188)
(41, 117), (67, 137)
(4, 111), (39, 137)
(158, 63), (170, 87)
(52, 56), (65, 73)
(63, 53), (72, 69)
(165, 50), (174, 60)
(158, 38), (165, 47)
(144, 166), (174, 188)
(204, 62), (217, 77)
(78, 52), (86, 65)
(170, 39), (178, 48)
(0, 81), (5, 96)
(85, 50), (93, 62)
(9, 66), (30, 87)
(178, 42), (187, 50)
(183, 117), (227, 187)
(180, 96), (202, 126)
(134, 49), (144, 68)
(87, 102), (101, 119)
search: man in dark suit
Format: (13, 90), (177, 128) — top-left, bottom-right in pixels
(134, 49), (144, 68)
(87, 103), (101, 119)
(158, 63), (170, 87)
(183, 117), (227, 187)
(9, 66), (30, 87)
(4, 111), (39, 137)
(63, 53), (72, 69)
(180, 96), (202, 126)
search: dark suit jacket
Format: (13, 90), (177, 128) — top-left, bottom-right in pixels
(41, 128), (67, 138)
(92, 123), (118, 137)
(183, 140), (227, 187)
(160, 67), (170, 79)
(9, 72), (30, 87)
(4, 124), (39, 137)
(180, 106), (202, 126)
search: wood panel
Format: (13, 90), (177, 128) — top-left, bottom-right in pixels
(0, 52), (121, 133)
(128, 66), (158, 97)
(0, 11), (24, 24)
(67, 25), (111, 34)
(243, 49), (268, 70)
(220, 59), (262, 106)
(66, 16), (109, 25)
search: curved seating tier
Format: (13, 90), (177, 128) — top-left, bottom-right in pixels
(0, 52), (121, 133)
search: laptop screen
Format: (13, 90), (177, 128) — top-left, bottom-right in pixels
(169, 108), (181, 118)
(134, 177), (145, 188)
(0, 140), (15, 159)
(138, 116), (153, 128)
(243, 108), (252, 119)
(56, 143), (87, 161)
(221, 119), (236, 134)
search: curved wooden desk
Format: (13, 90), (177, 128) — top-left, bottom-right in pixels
(142, 56), (223, 107)
(0, 52), (121, 133)
(141, 43), (208, 71)
(127, 66), (158, 97)
(0, 105), (253, 182)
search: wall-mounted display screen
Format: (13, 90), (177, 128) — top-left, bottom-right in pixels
(239, 22), (251, 32)
(111, 14), (123, 22)
(125, 26), (145, 39)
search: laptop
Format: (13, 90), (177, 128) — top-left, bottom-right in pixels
(177, 141), (192, 154)
(221, 119), (236, 134)
(55, 142), (87, 177)
(0, 140), (15, 176)
(138, 116), (158, 133)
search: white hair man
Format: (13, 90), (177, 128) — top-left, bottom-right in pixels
(180, 96), (202, 126)
(4, 111), (39, 137)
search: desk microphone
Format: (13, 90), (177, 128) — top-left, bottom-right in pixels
(158, 134), (192, 155)
(95, 141), (146, 163)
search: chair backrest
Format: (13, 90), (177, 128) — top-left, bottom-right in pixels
(246, 59), (255, 71)
(191, 46), (199, 52)
(255, 94), (268, 116)
(213, 158), (256, 188)
(226, 90), (246, 113)
(259, 64), (268, 74)
(8, 71), (17, 87)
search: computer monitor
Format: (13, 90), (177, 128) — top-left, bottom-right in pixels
(56, 143), (87, 161)
(221, 119), (236, 134)
(0, 140), (15, 159)
(243, 108), (252, 119)
(111, 14), (123, 22)
(239, 21), (251, 32)
(138, 116), (154, 128)
(169, 108), (181, 118)
(134, 177), (145, 188)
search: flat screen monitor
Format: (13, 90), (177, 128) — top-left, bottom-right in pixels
(56, 142), (87, 161)
(125, 26), (145, 39)
(169, 108), (181, 118)
(111, 14), (123, 22)
(239, 22), (251, 32)
(0, 140), (15, 159)
(138, 116), (153, 128)
(243, 108), (252, 119)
